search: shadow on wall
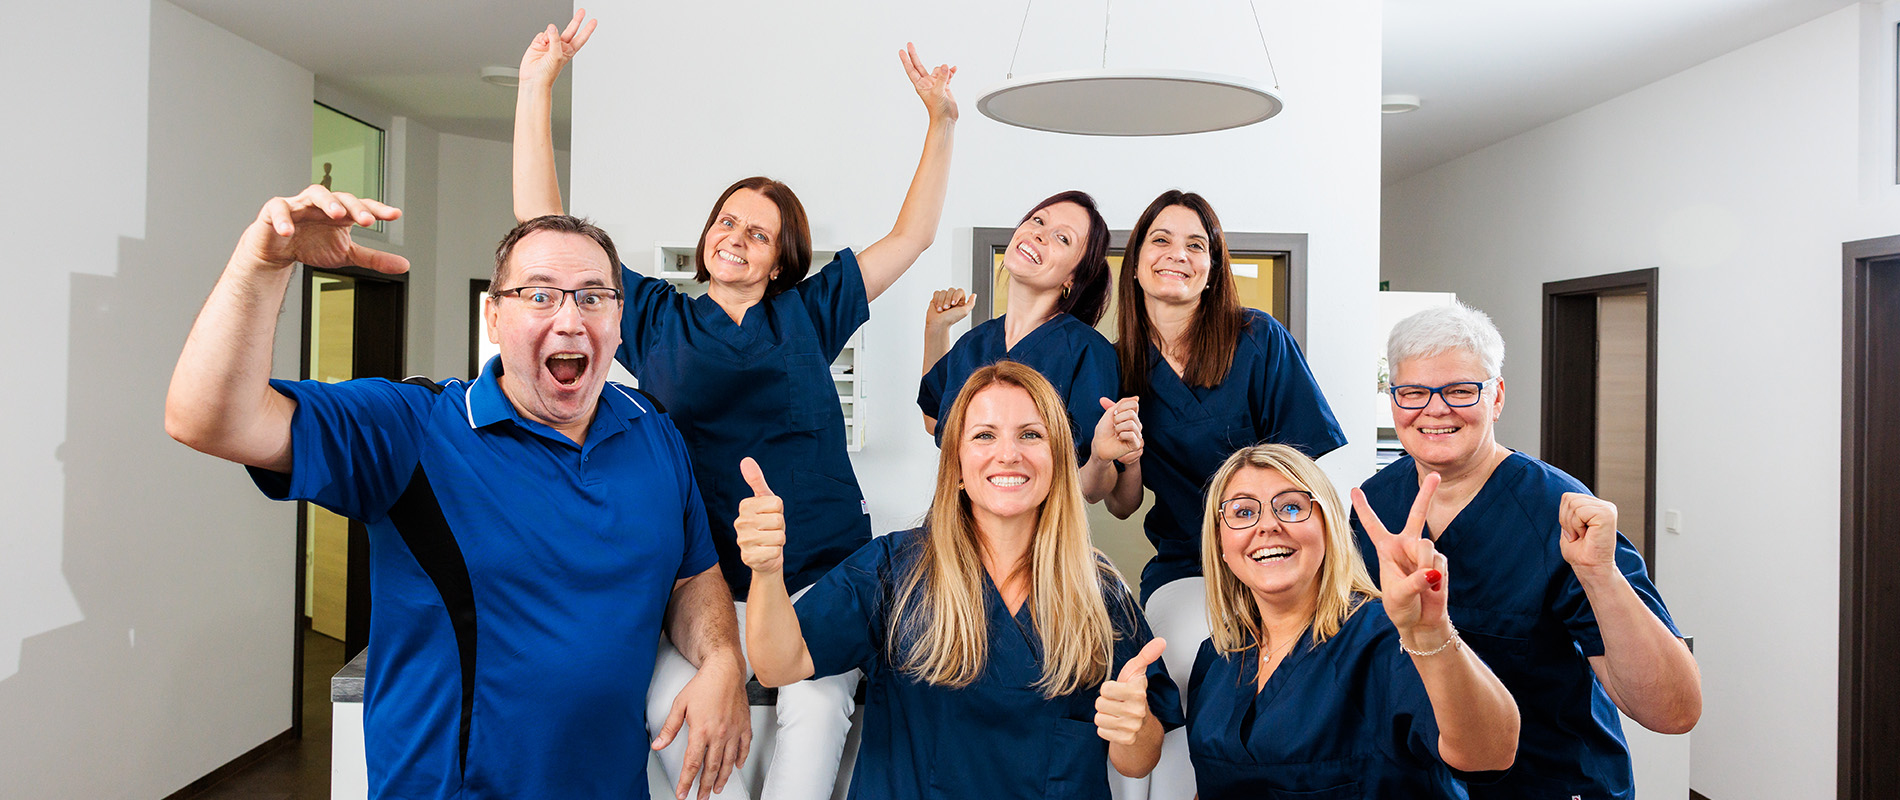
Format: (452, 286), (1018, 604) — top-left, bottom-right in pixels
(0, 3), (308, 797)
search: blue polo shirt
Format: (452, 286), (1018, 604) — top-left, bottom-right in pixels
(249, 359), (718, 800)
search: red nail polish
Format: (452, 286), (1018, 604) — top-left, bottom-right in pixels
(1425, 569), (1443, 590)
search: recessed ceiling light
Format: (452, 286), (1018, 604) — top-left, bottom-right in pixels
(480, 66), (520, 88)
(1381, 94), (1421, 114)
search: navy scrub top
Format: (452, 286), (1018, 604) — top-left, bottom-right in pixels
(1353, 452), (1681, 800)
(1136, 309), (1346, 599)
(794, 528), (1184, 800)
(250, 367), (719, 800)
(1187, 600), (1494, 799)
(618, 250), (872, 595)
(917, 313), (1118, 460)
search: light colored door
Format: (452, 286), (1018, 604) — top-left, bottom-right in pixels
(307, 274), (355, 641)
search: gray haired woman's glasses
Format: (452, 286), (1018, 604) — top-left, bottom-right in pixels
(1388, 377), (1498, 410)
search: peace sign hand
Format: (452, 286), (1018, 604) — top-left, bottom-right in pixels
(1351, 474), (1449, 640)
(1094, 638), (1166, 746)
(519, 8), (598, 88)
(899, 42), (958, 123)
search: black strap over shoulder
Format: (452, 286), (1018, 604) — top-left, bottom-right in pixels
(401, 375), (448, 395)
(631, 386), (666, 414)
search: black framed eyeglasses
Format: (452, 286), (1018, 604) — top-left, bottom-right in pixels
(1219, 490), (1316, 529)
(1387, 377), (1497, 410)
(492, 286), (623, 315)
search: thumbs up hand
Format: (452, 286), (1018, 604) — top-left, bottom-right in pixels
(735, 457), (785, 576)
(1095, 638), (1166, 746)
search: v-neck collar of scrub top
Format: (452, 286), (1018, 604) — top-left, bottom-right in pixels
(466, 355), (650, 456)
(1393, 450), (1529, 552)
(999, 312), (1070, 358)
(1143, 339), (1226, 423)
(688, 291), (777, 357)
(1230, 625), (1319, 730)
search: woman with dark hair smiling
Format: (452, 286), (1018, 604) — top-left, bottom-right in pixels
(513, 11), (958, 800)
(918, 190), (1131, 503)
(1097, 190), (1346, 798)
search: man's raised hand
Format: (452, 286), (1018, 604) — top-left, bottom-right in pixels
(244, 185), (406, 275)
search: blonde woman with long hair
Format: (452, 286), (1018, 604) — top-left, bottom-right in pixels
(1176, 444), (1517, 798)
(739, 361), (1180, 800)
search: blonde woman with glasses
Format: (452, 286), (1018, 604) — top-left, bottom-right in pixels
(1170, 444), (1518, 798)
(738, 361), (1181, 800)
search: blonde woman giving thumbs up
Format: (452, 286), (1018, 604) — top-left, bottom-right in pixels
(742, 361), (1180, 800)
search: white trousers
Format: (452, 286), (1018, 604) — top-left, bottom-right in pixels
(648, 589), (861, 800)
(1142, 577), (1208, 800)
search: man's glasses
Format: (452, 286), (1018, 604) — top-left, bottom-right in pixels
(1218, 490), (1316, 529)
(493, 286), (623, 315)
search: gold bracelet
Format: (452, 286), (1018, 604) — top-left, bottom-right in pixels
(1400, 622), (1462, 657)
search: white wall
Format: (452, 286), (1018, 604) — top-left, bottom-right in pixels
(1382, 5), (1900, 798)
(571, 0), (1385, 543)
(431, 133), (571, 379)
(0, 2), (314, 797)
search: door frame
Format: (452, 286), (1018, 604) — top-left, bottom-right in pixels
(294, 265), (406, 738)
(1839, 233), (1900, 800)
(1539, 268), (1659, 572)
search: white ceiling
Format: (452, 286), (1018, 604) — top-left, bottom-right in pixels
(172, 0), (1858, 179)
(1381, 0), (1856, 183)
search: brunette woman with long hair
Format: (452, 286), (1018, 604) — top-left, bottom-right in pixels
(1098, 190), (1347, 798)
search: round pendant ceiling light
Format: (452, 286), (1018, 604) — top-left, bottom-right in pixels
(977, 0), (1284, 137)
(977, 69), (1282, 137)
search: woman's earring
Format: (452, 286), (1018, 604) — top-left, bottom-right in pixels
(1062, 284), (1072, 298)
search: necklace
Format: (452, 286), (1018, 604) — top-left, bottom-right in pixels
(1257, 634), (1300, 665)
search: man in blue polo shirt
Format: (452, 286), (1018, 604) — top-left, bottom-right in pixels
(166, 185), (750, 800)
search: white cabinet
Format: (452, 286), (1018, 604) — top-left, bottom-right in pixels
(655, 244), (866, 451)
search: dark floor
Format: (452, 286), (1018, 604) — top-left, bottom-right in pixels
(188, 627), (346, 799)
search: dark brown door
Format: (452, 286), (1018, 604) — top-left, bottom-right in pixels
(1541, 269), (1659, 572)
(1841, 235), (1900, 800)
(295, 266), (405, 736)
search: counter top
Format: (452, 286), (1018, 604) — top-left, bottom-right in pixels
(332, 648), (367, 703)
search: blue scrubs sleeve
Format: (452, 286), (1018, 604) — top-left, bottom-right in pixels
(1065, 336), (1120, 463)
(918, 348), (952, 428)
(1553, 532), (1682, 657)
(1382, 641), (1509, 786)
(245, 378), (431, 522)
(616, 266), (683, 373)
(794, 534), (895, 679)
(794, 249), (872, 359)
(1249, 313), (1347, 458)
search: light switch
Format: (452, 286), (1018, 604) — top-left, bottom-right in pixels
(1664, 509), (1681, 534)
